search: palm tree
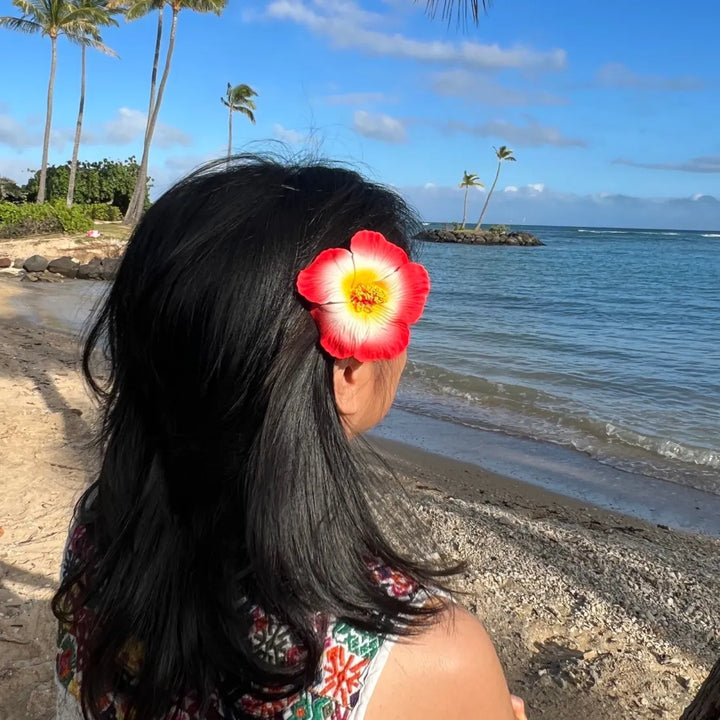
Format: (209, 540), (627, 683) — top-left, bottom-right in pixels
(475, 145), (515, 230)
(0, 0), (105, 203)
(221, 82), (257, 158)
(119, 0), (227, 226)
(458, 170), (483, 229)
(66, 1), (119, 207)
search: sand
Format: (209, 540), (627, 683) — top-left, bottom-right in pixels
(1, 274), (719, 720)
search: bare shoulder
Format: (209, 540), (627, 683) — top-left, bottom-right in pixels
(364, 603), (516, 720)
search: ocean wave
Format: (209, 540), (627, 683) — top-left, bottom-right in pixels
(398, 361), (720, 490)
(605, 424), (720, 469)
(701, 233), (720, 238)
(577, 229), (629, 234)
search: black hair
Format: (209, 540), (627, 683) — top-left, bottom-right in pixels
(52, 155), (455, 720)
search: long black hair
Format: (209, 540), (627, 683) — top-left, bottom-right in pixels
(52, 155), (455, 720)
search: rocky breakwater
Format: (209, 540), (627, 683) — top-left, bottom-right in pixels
(0, 254), (121, 282)
(417, 228), (543, 246)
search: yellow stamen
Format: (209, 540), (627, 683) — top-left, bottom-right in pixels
(350, 282), (388, 313)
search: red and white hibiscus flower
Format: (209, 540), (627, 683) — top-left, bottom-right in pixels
(296, 230), (430, 362)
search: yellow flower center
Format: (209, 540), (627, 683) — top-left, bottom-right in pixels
(349, 282), (388, 313)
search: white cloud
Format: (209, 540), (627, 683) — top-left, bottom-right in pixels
(0, 114), (39, 149)
(503, 186), (518, 193)
(264, 0), (566, 71)
(595, 63), (704, 91)
(614, 155), (720, 174)
(431, 70), (567, 106)
(424, 182), (436, 189)
(273, 123), (305, 144)
(352, 110), (406, 143)
(90, 107), (192, 148)
(1, 108), (191, 151)
(0, 156), (35, 183)
(444, 117), (586, 148)
(528, 183), (545, 193)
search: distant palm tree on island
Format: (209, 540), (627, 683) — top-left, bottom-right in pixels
(475, 145), (515, 230)
(0, 0), (110, 204)
(222, 83), (257, 158)
(458, 171), (483, 229)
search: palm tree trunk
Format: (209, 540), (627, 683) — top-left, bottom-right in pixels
(146, 9), (164, 130)
(122, 8), (167, 226)
(475, 162), (501, 230)
(681, 657), (720, 719)
(66, 44), (86, 207)
(227, 105), (233, 158)
(461, 186), (469, 229)
(37, 34), (57, 204)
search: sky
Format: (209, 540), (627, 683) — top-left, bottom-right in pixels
(1, 0), (719, 229)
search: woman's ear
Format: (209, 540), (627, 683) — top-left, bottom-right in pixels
(333, 357), (366, 420)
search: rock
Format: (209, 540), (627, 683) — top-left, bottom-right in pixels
(0, 257), (11, 268)
(23, 255), (49, 272)
(99, 257), (121, 280)
(416, 229), (544, 246)
(47, 256), (79, 278)
(76, 262), (103, 280)
(13, 258), (24, 268)
(21, 270), (63, 283)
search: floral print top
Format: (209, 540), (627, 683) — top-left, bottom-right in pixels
(56, 524), (422, 720)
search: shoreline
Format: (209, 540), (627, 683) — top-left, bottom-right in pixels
(374, 409), (720, 537)
(1, 281), (719, 718)
(4, 273), (719, 537)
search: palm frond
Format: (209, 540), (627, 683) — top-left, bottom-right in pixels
(421, 0), (491, 25)
(236, 106), (256, 124)
(181, 0), (226, 16)
(0, 15), (42, 32)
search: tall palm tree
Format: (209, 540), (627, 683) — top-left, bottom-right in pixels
(120, 0), (227, 226)
(475, 145), (515, 230)
(66, 0), (119, 207)
(0, 0), (105, 203)
(221, 82), (257, 158)
(458, 170), (483, 229)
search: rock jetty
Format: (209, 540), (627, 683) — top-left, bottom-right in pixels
(417, 228), (543, 246)
(0, 254), (121, 282)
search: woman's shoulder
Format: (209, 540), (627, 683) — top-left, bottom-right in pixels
(363, 603), (517, 720)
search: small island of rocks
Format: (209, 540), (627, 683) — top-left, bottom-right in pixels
(416, 227), (544, 246)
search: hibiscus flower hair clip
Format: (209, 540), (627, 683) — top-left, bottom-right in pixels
(296, 230), (430, 362)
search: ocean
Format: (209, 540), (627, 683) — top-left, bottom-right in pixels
(376, 224), (720, 530)
(7, 223), (720, 532)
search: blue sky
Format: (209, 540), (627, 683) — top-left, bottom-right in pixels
(1, 0), (719, 229)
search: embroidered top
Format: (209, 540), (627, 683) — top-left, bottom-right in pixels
(56, 524), (422, 720)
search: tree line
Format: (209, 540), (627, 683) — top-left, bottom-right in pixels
(1, 0), (257, 225)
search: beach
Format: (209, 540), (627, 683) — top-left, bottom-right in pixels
(1, 273), (719, 720)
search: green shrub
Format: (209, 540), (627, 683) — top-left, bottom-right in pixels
(88, 203), (122, 221)
(488, 224), (509, 234)
(0, 201), (93, 237)
(51, 202), (94, 233)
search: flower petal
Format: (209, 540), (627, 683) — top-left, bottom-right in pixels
(311, 304), (410, 362)
(354, 320), (410, 362)
(297, 247), (354, 305)
(383, 261), (431, 325)
(350, 230), (409, 277)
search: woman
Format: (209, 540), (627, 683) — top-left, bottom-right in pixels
(53, 156), (525, 720)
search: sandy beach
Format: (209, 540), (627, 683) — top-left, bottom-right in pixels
(1, 273), (719, 720)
